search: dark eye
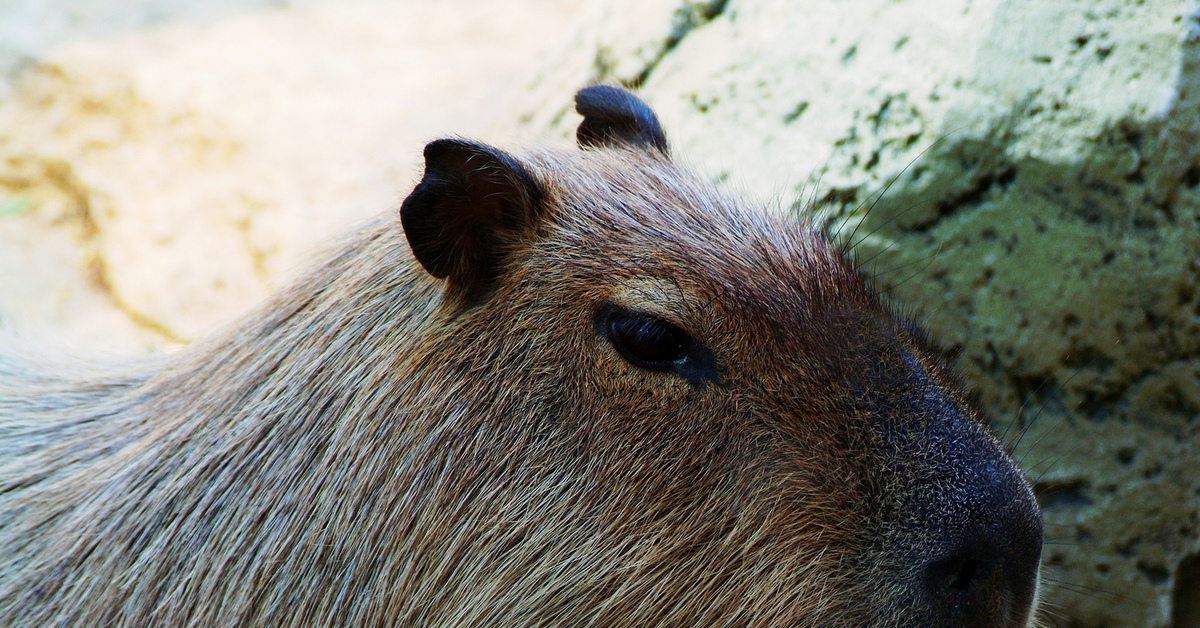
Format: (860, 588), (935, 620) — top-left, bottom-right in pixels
(605, 308), (690, 370)
(594, 303), (721, 385)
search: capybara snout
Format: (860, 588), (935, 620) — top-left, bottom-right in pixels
(0, 85), (1040, 627)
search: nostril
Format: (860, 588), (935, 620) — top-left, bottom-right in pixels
(918, 522), (1042, 626)
(948, 557), (982, 591)
(927, 552), (992, 596)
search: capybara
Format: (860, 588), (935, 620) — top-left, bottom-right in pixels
(0, 86), (1042, 627)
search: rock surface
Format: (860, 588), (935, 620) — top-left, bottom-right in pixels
(0, 0), (583, 352)
(518, 0), (1200, 626)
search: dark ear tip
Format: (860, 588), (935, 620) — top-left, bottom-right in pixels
(421, 138), (486, 169)
(574, 84), (669, 155)
(574, 85), (632, 111)
(423, 137), (466, 154)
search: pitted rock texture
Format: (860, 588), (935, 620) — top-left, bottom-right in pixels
(519, 0), (1200, 626)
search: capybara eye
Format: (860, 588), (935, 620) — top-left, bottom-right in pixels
(599, 304), (690, 370)
(595, 303), (722, 386)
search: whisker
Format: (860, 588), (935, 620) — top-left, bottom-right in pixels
(1040, 576), (1128, 603)
(1028, 438), (1093, 485)
(849, 201), (931, 270)
(872, 246), (943, 279)
(1016, 407), (1073, 466)
(1009, 370), (1079, 460)
(1042, 533), (1089, 541)
(873, 246), (945, 295)
(1000, 377), (1055, 445)
(1034, 603), (1069, 628)
(1014, 339), (1122, 463)
(837, 132), (957, 255)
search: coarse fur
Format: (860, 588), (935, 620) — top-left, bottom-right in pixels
(0, 88), (1041, 627)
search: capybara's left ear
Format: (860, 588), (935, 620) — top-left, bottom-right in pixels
(400, 138), (543, 306)
(575, 85), (669, 156)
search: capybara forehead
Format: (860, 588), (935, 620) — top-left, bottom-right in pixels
(526, 148), (879, 332)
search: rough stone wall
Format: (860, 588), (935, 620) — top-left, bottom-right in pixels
(519, 1), (1200, 626)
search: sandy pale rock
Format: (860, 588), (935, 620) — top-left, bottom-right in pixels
(0, 0), (585, 352)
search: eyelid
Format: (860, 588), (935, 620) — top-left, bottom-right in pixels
(607, 281), (693, 330)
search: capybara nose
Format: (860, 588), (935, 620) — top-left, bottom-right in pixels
(920, 492), (1043, 627)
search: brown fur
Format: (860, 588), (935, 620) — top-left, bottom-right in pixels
(0, 97), (1039, 626)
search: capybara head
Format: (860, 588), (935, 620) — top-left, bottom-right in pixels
(396, 85), (1043, 625)
(0, 86), (1041, 627)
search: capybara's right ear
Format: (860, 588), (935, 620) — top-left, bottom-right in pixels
(400, 139), (543, 306)
(575, 85), (669, 156)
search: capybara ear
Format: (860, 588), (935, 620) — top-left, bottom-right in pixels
(575, 85), (669, 156)
(400, 138), (543, 305)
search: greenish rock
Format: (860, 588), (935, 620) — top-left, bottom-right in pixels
(0, 195), (31, 218)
